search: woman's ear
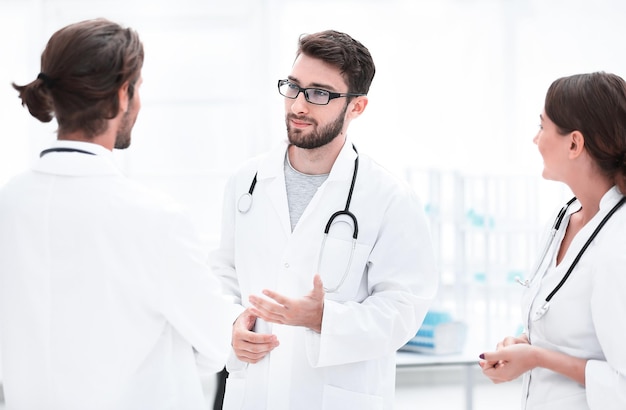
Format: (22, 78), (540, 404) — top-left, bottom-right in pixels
(569, 131), (585, 158)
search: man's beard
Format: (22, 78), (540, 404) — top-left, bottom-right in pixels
(114, 107), (136, 149)
(286, 104), (347, 149)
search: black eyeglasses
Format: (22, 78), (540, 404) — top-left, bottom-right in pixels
(277, 79), (365, 105)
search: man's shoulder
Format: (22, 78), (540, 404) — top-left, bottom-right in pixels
(359, 154), (412, 191)
(117, 178), (185, 214)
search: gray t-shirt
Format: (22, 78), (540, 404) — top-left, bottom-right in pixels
(284, 153), (329, 231)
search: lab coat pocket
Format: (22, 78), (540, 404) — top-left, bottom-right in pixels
(318, 235), (370, 301)
(322, 384), (383, 410)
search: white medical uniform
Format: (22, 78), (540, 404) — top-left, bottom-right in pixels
(0, 140), (233, 410)
(522, 186), (626, 409)
(210, 139), (438, 410)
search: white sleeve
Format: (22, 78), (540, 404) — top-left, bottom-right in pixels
(155, 209), (236, 372)
(209, 172), (246, 313)
(586, 238), (626, 409)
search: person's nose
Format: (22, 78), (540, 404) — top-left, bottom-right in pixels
(290, 91), (309, 115)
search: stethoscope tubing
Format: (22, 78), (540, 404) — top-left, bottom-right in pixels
(525, 195), (626, 322)
(543, 195), (625, 303)
(516, 197), (577, 287)
(237, 145), (360, 293)
(40, 147), (96, 157)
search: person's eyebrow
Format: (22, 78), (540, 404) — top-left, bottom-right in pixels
(286, 75), (339, 92)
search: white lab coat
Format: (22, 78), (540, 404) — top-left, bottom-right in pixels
(521, 186), (626, 410)
(0, 140), (234, 410)
(210, 139), (438, 410)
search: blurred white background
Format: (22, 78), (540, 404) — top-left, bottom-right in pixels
(1, 2), (625, 405)
(4, 0), (626, 243)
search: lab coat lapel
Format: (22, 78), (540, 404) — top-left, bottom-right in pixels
(258, 143), (292, 237)
(294, 140), (357, 230)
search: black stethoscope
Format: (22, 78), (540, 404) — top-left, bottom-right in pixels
(40, 147), (96, 157)
(518, 195), (626, 321)
(237, 145), (360, 293)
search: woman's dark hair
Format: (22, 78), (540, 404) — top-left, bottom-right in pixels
(12, 18), (144, 139)
(545, 71), (626, 193)
(297, 30), (375, 96)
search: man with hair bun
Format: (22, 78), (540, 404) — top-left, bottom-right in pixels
(0, 18), (233, 410)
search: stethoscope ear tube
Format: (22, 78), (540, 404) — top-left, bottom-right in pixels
(518, 196), (577, 289)
(543, 196), (626, 303)
(237, 145), (361, 294)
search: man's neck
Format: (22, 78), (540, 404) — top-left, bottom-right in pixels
(58, 131), (114, 151)
(287, 135), (346, 175)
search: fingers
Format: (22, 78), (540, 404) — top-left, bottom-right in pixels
(232, 316), (279, 364)
(248, 295), (287, 324)
(481, 365), (508, 384)
(233, 340), (277, 363)
(502, 335), (525, 347)
(234, 308), (260, 331)
(233, 333), (279, 363)
(249, 306), (286, 325)
(248, 279), (324, 331)
(249, 293), (285, 311)
(312, 274), (325, 297)
(261, 289), (288, 306)
(479, 354), (509, 385)
(479, 352), (502, 369)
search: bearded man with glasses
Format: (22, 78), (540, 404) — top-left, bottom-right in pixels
(210, 30), (438, 410)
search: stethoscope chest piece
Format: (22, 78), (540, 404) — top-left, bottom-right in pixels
(238, 173), (258, 214)
(237, 193), (253, 214)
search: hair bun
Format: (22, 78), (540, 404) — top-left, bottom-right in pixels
(37, 72), (56, 89)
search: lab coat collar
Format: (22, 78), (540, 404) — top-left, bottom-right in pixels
(327, 137), (359, 182)
(46, 140), (113, 156)
(561, 186), (623, 230)
(599, 185), (623, 209)
(33, 140), (124, 177)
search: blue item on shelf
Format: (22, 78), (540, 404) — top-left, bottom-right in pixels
(400, 310), (467, 355)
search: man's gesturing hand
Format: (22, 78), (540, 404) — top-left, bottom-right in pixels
(248, 274), (325, 333)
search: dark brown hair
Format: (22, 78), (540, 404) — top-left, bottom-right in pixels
(545, 72), (626, 193)
(12, 18), (144, 139)
(297, 30), (375, 96)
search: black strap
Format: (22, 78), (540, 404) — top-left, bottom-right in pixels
(248, 173), (257, 195)
(40, 147), (96, 157)
(344, 144), (359, 212)
(545, 196), (626, 302)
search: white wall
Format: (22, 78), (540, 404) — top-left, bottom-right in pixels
(4, 0), (626, 233)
